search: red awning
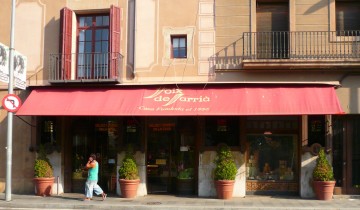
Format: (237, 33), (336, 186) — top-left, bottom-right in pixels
(16, 86), (344, 116)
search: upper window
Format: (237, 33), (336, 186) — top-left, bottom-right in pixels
(58, 5), (121, 81)
(171, 35), (187, 58)
(336, 0), (360, 36)
(77, 15), (110, 79)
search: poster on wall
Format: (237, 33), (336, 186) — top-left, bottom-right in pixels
(0, 42), (9, 83)
(13, 50), (27, 90)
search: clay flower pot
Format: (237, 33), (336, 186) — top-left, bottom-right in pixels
(33, 177), (55, 196)
(215, 180), (235, 199)
(119, 179), (140, 198)
(313, 180), (336, 200)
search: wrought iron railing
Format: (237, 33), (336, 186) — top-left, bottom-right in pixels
(211, 31), (360, 69)
(243, 31), (360, 60)
(49, 52), (123, 82)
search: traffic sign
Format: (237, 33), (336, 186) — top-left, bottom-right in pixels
(2, 94), (22, 112)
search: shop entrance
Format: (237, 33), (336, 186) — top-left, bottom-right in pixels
(146, 117), (197, 194)
(333, 116), (360, 194)
(146, 120), (176, 193)
(69, 117), (118, 193)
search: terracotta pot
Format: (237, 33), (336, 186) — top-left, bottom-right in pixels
(215, 180), (235, 199)
(119, 179), (140, 198)
(313, 180), (336, 200)
(33, 177), (55, 196)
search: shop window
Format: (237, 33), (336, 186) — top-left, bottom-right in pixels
(123, 117), (142, 150)
(39, 117), (56, 145)
(308, 115), (326, 147)
(205, 117), (239, 147)
(171, 35), (187, 58)
(336, 0), (360, 36)
(246, 134), (298, 181)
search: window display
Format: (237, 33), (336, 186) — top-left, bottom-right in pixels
(246, 134), (298, 181)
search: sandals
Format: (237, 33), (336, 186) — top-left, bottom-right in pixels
(102, 193), (107, 201)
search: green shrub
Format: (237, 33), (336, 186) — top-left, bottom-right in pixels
(118, 145), (139, 180)
(34, 159), (53, 178)
(177, 168), (194, 179)
(313, 148), (334, 181)
(34, 144), (53, 178)
(214, 144), (237, 180)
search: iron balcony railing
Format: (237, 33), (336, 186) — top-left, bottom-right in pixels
(243, 31), (360, 60)
(49, 52), (123, 82)
(212, 31), (360, 69)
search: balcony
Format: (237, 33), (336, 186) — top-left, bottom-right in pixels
(213, 31), (360, 71)
(49, 52), (123, 83)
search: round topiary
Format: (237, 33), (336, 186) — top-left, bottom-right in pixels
(214, 144), (237, 180)
(34, 159), (53, 178)
(313, 148), (334, 181)
(118, 145), (139, 180)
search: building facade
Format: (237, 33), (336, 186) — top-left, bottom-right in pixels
(0, 0), (359, 197)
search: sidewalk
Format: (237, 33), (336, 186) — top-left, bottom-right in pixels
(1, 193), (360, 210)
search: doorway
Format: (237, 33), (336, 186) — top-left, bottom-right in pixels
(333, 116), (360, 194)
(70, 117), (118, 193)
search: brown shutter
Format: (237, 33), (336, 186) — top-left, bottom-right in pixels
(60, 7), (73, 80)
(110, 5), (121, 79)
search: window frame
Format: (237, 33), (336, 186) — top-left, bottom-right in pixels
(76, 14), (110, 79)
(170, 35), (187, 59)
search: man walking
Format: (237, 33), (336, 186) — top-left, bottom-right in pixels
(84, 153), (107, 201)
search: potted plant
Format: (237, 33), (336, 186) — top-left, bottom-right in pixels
(118, 144), (140, 198)
(33, 145), (55, 196)
(176, 168), (194, 195)
(312, 148), (336, 200)
(213, 144), (237, 199)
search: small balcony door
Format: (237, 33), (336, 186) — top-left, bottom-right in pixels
(256, 2), (289, 59)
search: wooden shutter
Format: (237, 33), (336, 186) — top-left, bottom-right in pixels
(60, 7), (73, 80)
(110, 5), (121, 79)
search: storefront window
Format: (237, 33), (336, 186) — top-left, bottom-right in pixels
(246, 134), (298, 181)
(308, 115), (326, 147)
(123, 117), (142, 150)
(205, 117), (239, 146)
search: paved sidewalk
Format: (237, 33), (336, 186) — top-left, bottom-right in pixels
(0, 193), (360, 210)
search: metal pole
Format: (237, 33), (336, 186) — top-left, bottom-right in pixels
(6, 0), (16, 202)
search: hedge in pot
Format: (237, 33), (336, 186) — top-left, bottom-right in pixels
(213, 144), (237, 199)
(34, 145), (55, 196)
(118, 144), (140, 198)
(312, 148), (335, 200)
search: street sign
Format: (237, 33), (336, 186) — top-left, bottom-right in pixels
(2, 94), (21, 112)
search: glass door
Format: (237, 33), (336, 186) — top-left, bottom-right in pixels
(146, 121), (176, 193)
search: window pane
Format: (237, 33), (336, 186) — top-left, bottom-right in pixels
(173, 38), (179, 47)
(85, 30), (92, 41)
(79, 17), (85, 27)
(79, 30), (85, 41)
(95, 42), (101, 52)
(95, 16), (102, 26)
(179, 48), (186, 58)
(95, 30), (102, 41)
(102, 29), (109, 41)
(173, 49), (179, 58)
(78, 42), (85, 53)
(179, 38), (186, 47)
(246, 134), (298, 181)
(103, 16), (109, 26)
(85, 42), (92, 52)
(84, 17), (92, 27)
(205, 117), (239, 146)
(102, 42), (108, 52)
